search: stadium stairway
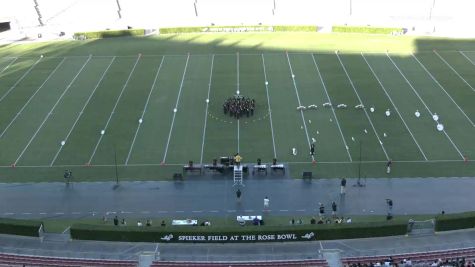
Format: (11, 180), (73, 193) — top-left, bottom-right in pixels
(321, 249), (343, 267)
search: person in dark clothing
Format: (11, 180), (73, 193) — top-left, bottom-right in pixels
(319, 203), (325, 218)
(331, 201), (337, 217)
(236, 189), (242, 201)
(386, 199), (393, 220)
(310, 144), (315, 156)
(113, 216), (119, 226)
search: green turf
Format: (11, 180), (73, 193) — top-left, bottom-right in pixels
(0, 33), (475, 182)
(41, 214), (435, 233)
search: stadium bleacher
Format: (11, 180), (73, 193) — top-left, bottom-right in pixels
(342, 247), (475, 266)
(0, 253), (137, 267)
(150, 258), (329, 267)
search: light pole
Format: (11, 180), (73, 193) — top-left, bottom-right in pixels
(113, 144), (119, 188)
(355, 140), (365, 187)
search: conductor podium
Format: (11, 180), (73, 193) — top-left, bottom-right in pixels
(233, 165), (243, 186)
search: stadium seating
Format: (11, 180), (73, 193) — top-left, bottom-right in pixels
(151, 259), (329, 267)
(342, 247), (475, 266)
(0, 253), (137, 267)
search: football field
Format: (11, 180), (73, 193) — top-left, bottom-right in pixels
(0, 35), (475, 181)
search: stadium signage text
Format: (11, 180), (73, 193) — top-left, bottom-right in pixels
(160, 232), (315, 243)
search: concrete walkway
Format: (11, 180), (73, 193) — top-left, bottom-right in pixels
(1, 177), (475, 219)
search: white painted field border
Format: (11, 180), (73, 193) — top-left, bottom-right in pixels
(285, 52), (314, 161)
(87, 55), (142, 164)
(412, 53), (475, 127)
(310, 54), (353, 162)
(387, 53), (465, 159)
(162, 54), (190, 163)
(361, 53), (428, 161)
(0, 58), (66, 139)
(261, 54), (277, 159)
(433, 51), (475, 93)
(335, 53), (389, 161)
(0, 57), (18, 76)
(199, 55), (215, 165)
(50, 57), (117, 166)
(237, 52), (240, 153)
(459, 51), (475, 67)
(0, 158), (471, 168)
(125, 56), (165, 165)
(14, 56), (92, 165)
(0, 57), (42, 103)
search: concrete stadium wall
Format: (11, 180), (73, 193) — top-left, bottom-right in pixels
(1, 0), (474, 37)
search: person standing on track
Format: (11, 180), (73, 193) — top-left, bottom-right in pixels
(386, 159), (392, 174)
(340, 178), (347, 195)
(264, 196), (270, 210)
(236, 188), (242, 202)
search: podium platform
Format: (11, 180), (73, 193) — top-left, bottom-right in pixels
(233, 165), (244, 186)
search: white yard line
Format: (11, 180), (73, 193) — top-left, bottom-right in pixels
(0, 58), (66, 139)
(387, 53), (465, 159)
(412, 53), (475, 127)
(62, 226), (71, 234)
(237, 52), (240, 153)
(261, 54), (277, 159)
(361, 53), (428, 161)
(50, 57), (116, 166)
(0, 57), (18, 76)
(14, 56), (92, 165)
(0, 57), (42, 103)
(285, 52), (314, 161)
(459, 51), (475, 66)
(310, 54), (353, 162)
(335, 53), (389, 161)
(87, 55), (142, 164)
(199, 55), (215, 164)
(125, 56), (165, 165)
(162, 54), (190, 163)
(433, 51), (475, 92)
